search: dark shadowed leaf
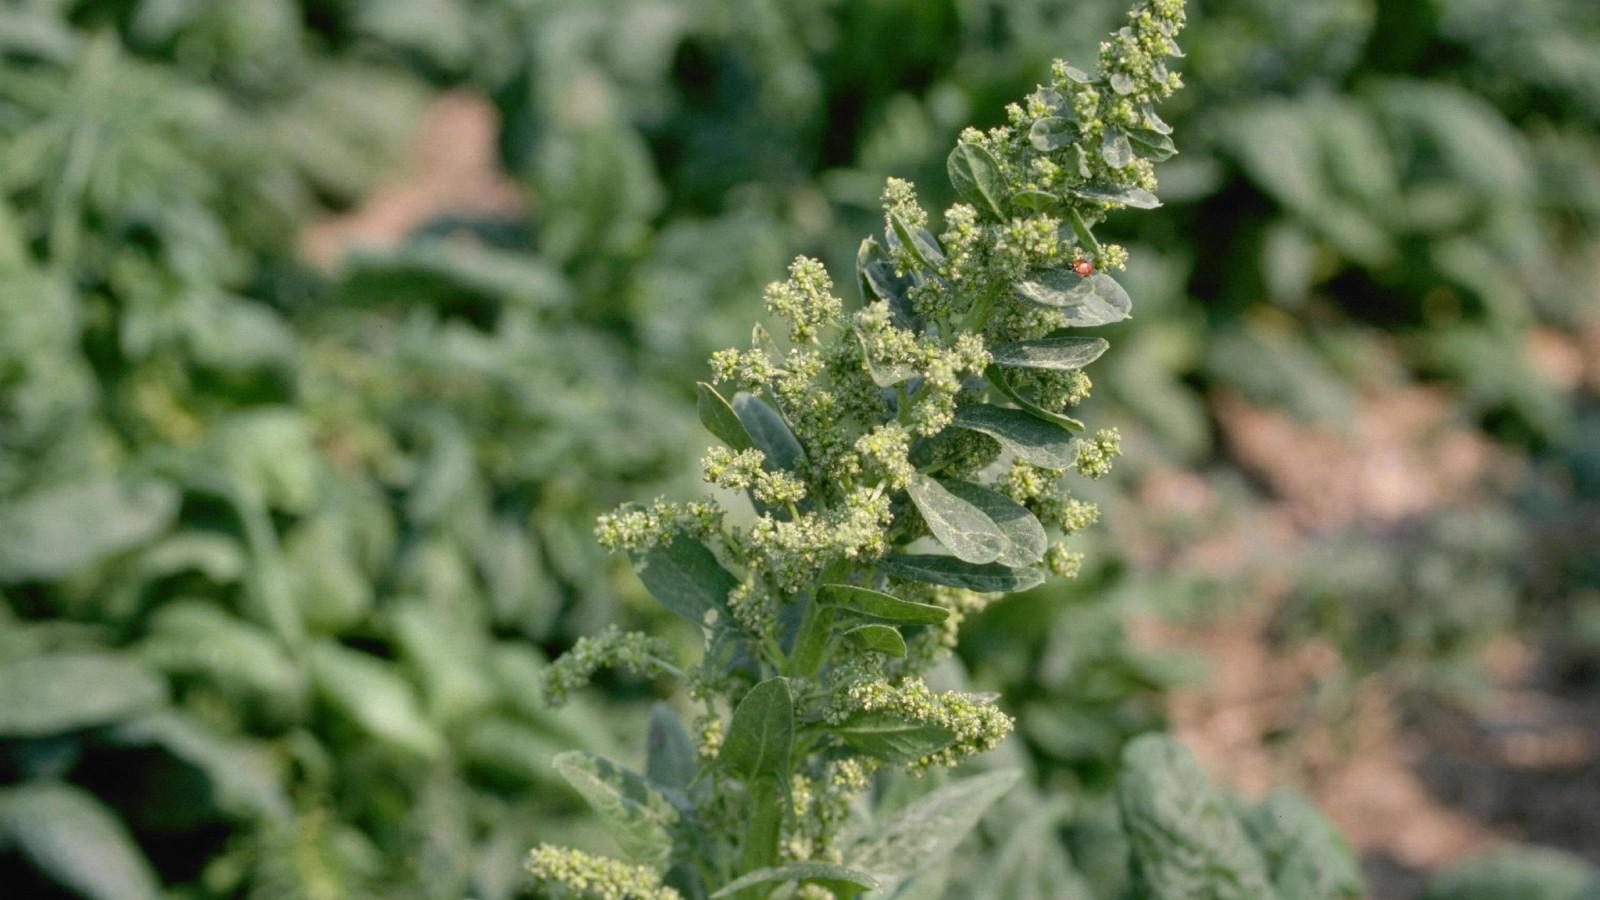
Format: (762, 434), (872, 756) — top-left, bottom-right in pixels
(633, 535), (738, 625)
(732, 392), (805, 472)
(697, 382), (753, 451)
(647, 704), (698, 791)
(856, 236), (918, 326)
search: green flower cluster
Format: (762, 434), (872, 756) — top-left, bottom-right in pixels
(528, 845), (683, 900)
(531, 2), (1185, 896)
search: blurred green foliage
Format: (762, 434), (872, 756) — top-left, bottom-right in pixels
(0, 0), (1597, 897)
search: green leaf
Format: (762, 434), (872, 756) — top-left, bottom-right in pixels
(633, 535), (738, 625)
(732, 392), (806, 472)
(1010, 189), (1061, 213)
(904, 473), (1007, 564)
(834, 711), (954, 762)
(0, 478), (179, 582)
(1117, 734), (1277, 900)
(698, 382), (753, 451)
(842, 624), (907, 657)
(989, 334), (1109, 371)
(1012, 270), (1133, 326)
(939, 480), (1047, 568)
(951, 404), (1078, 468)
(856, 236), (917, 325)
(1068, 182), (1161, 209)
(1129, 129), (1178, 162)
(647, 703), (698, 791)
(879, 555), (1045, 592)
(818, 584), (949, 624)
(0, 782), (161, 900)
(1029, 117), (1079, 151)
(947, 141), (1008, 221)
(850, 770), (1022, 881)
(309, 641), (443, 759)
(887, 214), (947, 271)
(987, 365), (1087, 432)
(1243, 790), (1363, 900)
(1422, 848), (1600, 900)
(712, 861), (880, 898)
(141, 602), (305, 716)
(1101, 127), (1134, 167)
(553, 751), (680, 866)
(719, 677), (794, 782)
(0, 652), (165, 737)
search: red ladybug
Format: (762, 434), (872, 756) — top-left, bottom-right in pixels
(1072, 258), (1096, 277)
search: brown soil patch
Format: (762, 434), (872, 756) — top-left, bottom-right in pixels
(300, 91), (525, 268)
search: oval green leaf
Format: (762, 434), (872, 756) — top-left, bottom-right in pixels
(1029, 117), (1079, 151)
(554, 751), (680, 866)
(939, 480), (1047, 568)
(887, 214), (947, 271)
(951, 405), (1078, 469)
(633, 534), (738, 625)
(1101, 127), (1135, 168)
(843, 624), (907, 657)
(697, 382), (753, 451)
(0, 782), (162, 900)
(732, 392), (805, 472)
(904, 473), (1007, 564)
(0, 653), (165, 738)
(719, 677), (794, 782)
(985, 365), (1086, 432)
(834, 711), (955, 763)
(818, 584), (949, 624)
(1011, 270), (1133, 327)
(989, 334), (1109, 371)
(878, 555), (1045, 593)
(947, 141), (1007, 221)
(1068, 182), (1161, 209)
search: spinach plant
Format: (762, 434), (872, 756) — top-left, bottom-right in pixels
(529, 2), (1191, 897)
